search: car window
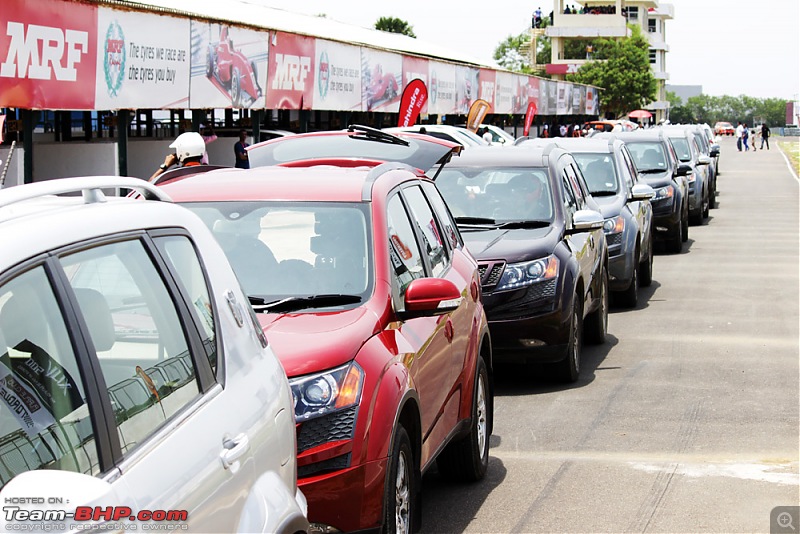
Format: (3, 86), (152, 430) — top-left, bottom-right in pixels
(561, 172), (578, 224)
(562, 163), (586, 209)
(421, 181), (462, 250)
(573, 153), (620, 194)
(154, 236), (218, 376)
(0, 266), (99, 489)
(60, 240), (201, 456)
(626, 142), (668, 171)
(669, 137), (692, 162)
(403, 186), (448, 277)
(387, 194), (426, 310)
(620, 146), (639, 185)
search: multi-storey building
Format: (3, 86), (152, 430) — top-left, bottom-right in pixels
(539, 0), (673, 122)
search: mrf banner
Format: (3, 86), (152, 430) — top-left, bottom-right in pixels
(267, 31), (315, 109)
(0, 0), (98, 109)
(314, 39), (362, 111)
(95, 7), (190, 109)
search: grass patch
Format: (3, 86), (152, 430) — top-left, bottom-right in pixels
(778, 138), (800, 175)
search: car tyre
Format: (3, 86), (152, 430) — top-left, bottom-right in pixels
(436, 357), (490, 482)
(639, 238), (653, 287)
(584, 267), (608, 344)
(668, 218), (683, 254)
(702, 189), (710, 219)
(384, 427), (415, 534)
(555, 294), (583, 383)
(615, 252), (638, 308)
(681, 208), (689, 243)
(231, 67), (242, 108)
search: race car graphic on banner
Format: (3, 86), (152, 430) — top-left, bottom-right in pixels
(361, 48), (401, 112)
(0, 0), (98, 109)
(191, 22), (268, 109)
(455, 66), (479, 115)
(95, 7), (190, 109)
(314, 39), (361, 111)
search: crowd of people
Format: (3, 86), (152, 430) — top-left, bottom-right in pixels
(735, 122), (770, 152)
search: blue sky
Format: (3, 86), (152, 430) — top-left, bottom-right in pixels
(249, 0), (800, 100)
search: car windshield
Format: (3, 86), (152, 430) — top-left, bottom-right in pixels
(572, 153), (620, 194)
(626, 142), (668, 171)
(184, 202), (372, 308)
(668, 137), (692, 162)
(436, 167), (553, 223)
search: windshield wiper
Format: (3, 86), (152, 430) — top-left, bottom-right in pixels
(454, 216), (497, 225)
(639, 168), (667, 174)
(249, 294), (362, 313)
(589, 190), (618, 197)
(495, 220), (551, 229)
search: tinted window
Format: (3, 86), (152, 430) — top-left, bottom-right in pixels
(561, 173), (577, 223)
(563, 163), (586, 208)
(387, 194), (425, 309)
(60, 240), (200, 455)
(573, 153), (620, 194)
(669, 137), (692, 162)
(403, 186), (448, 277)
(0, 266), (98, 488)
(626, 142), (668, 171)
(422, 181), (462, 250)
(620, 146), (639, 184)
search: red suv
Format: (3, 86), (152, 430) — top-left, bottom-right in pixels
(156, 127), (492, 534)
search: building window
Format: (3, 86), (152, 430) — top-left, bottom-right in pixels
(648, 19), (657, 32)
(626, 6), (639, 20)
(649, 50), (657, 64)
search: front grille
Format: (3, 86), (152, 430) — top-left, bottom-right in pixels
(478, 262), (505, 288)
(297, 406), (357, 453)
(488, 279), (557, 320)
(298, 453), (351, 478)
(607, 233), (623, 246)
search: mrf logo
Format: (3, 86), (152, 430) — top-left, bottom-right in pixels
(317, 50), (329, 98)
(272, 53), (311, 91)
(0, 21), (89, 81)
(103, 20), (125, 97)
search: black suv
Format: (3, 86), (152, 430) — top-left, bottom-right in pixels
(435, 145), (608, 382)
(596, 131), (690, 254)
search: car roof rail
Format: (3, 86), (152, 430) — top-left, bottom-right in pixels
(347, 124), (409, 147)
(0, 176), (172, 209)
(362, 161), (418, 200)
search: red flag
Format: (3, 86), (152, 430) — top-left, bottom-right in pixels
(397, 79), (428, 127)
(523, 102), (538, 137)
(466, 99), (491, 133)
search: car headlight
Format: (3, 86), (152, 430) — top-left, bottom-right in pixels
(653, 185), (674, 201)
(603, 215), (624, 235)
(290, 362), (364, 422)
(495, 255), (559, 292)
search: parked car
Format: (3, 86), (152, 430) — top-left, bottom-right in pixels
(457, 124), (516, 145)
(518, 137), (656, 307)
(158, 126), (493, 534)
(714, 121), (735, 136)
(661, 126), (711, 225)
(434, 144), (608, 382)
(0, 177), (308, 534)
(595, 130), (690, 254)
(206, 26), (263, 108)
(683, 124), (718, 207)
(386, 124), (489, 148)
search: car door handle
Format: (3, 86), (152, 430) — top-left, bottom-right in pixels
(220, 433), (250, 469)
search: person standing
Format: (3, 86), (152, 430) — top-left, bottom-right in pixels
(735, 122), (744, 151)
(234, 130), (250, 169)
(761, 123), (770, 150)
(199, 123), (218, 164)
(742, 125), (749, 152)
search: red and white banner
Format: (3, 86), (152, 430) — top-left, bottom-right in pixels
(314, 39), (362, 111)
(190, 22), (269, 109)
(0, 0), (98, 109)
(266, 31), (315, 110)
(428, 61), (456, 115)
(95, 8), (190, 109)
(397, 78), (427, 127)
(455, 66), (479, 115)
(402, 56), (429, 114)
(523, 101), (538, 136)
(478, 69), (496, 112)
(494, 71), (515, 115)
(362, 48), (401, 112)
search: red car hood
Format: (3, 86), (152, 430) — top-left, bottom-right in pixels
(258, 307), (381, 377)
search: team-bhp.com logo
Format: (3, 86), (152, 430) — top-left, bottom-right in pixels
(3, 501), (188, 530)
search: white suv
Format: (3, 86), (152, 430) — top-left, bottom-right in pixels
(0, 178), (307, 533)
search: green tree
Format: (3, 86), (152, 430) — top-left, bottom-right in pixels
(494, 32), (534, 74)
(567, 25), (656, 118)
(374, 17), (416, 38)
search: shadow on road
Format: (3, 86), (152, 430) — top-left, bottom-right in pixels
(420, 456), (508, 533)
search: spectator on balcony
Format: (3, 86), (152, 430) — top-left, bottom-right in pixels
(533, 7), (542, 27)
(564, 5), (572, 14)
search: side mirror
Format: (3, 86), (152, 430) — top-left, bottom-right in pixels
(709, 145), (720, 157)
(399, 278), (462, 319)
(0, 470), (130, 531)
(696, 155), (712, 166)
(629, 183), (656, 202)
(568, 209), (604, 233)
(676, 164), (692, 176)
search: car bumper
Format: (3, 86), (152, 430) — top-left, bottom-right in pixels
(486, 303), (570, 363)
(301, 457), (387, 533)
(607, 247), (635, 291)
(650, 198), (681, 240)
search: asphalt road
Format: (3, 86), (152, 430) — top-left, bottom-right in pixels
(420, 136), (800, 533)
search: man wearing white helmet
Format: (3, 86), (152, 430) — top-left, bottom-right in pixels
(149, 131), (206, 181)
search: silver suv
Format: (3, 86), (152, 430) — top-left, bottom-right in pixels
(0, 178), (308, 533)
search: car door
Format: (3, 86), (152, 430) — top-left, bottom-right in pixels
(55, 233), (276, 532)
(561, 159), (600, 293)
(620, 145), (652, 243)
(386, 190), (458, 462)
